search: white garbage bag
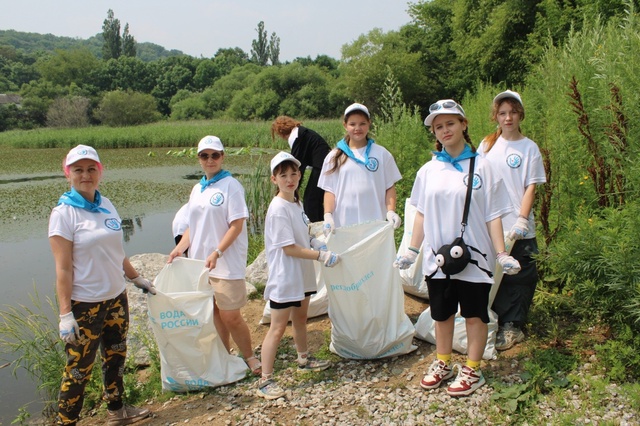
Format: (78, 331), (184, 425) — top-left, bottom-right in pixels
(148, 257), (247, 392)
(322, 221), (416, 359)
(414, 307), (498, 360)
(397, 199), (429, 299)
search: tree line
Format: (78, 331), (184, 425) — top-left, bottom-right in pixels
(0, 1), (636, 131)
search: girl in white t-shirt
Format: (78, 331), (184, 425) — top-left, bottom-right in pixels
(478, 90), (547, 351)
(394, 100), (521, 397)
(318, 103), (402, 235)
(256, 152), (340, 400)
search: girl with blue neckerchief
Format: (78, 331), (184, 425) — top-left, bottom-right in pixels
(318, 103), (402, 236)
(49, 145), (152, 425)
(394, 100), (520, 397)
(167, 135), (261, 376)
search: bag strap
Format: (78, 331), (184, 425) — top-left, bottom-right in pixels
(459, 155), (476, 237)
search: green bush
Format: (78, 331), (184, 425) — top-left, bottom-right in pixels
(95, 90), (161, 126)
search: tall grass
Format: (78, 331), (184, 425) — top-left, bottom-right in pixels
(0, 119), (345, 150)
(0, 287), (65, 419)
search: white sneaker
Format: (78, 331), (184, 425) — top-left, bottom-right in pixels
(495, 322), (525, 351)
(420, 359), (454, 389)
(256, 379), (285, 400)
(446, 365), (485, 396)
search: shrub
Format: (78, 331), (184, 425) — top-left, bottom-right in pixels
(46, 96), (90, 128)
(95, 90), (161, 127)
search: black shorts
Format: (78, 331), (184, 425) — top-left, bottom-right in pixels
(269, 292), (316, 310)
(426, 278), (491, 323)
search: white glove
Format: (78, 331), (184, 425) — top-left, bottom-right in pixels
(131, 276), (157, 295)
(507, 216), (529, 241)
(386, 210), (402, 230)
(497, 252), (521, 275)
(393, 250), (418, 270)
(323, 213), (335, 237)
(317, 250), (340, 267)
(59, 312), (80, 344)
(310, 237), (327, 251)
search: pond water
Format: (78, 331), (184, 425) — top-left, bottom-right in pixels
(0, 208), (181, 424)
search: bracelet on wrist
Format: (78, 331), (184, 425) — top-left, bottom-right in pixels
(214, 248), (223, 258)
(408, 246), (420, 254)
(496, 251), (507, 258)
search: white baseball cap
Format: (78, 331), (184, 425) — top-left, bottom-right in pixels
(197, 135), (224, 153)
(344, 103), (370, 119)
(424, 99), (466, 126)
(65, 144), (101, 166)
(270, 151), (301, 174)
(493, 90), (523, 107)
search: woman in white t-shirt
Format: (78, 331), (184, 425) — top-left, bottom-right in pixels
(478, 90), (547, 351)
(167, 136), (260, 375)
(256, 152), (340, 400)
(318, 103), (402, 235)
(49, 145), (153, 425)
(394, 100), (521, 397)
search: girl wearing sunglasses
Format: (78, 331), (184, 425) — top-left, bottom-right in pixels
(168, 135), (261, 376)
(395, 100), (520, 396)
(478, 90), (547, 351)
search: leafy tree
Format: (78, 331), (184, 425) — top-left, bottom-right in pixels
(250, 21), (269, 66)
(46, 96), (90, 128)
(212, 47), (250, 75)
(151, 56), (198, 115)
(95, 90), (160, 126)
(199, 63), (261, 116)
(122, 23), (137, 58)
(340, 28), (431, 113)
(269, 32), (280, 66)
(35, 48), (100, 88)
(102, 9), (122, 60)
(93, 56), (158, 93)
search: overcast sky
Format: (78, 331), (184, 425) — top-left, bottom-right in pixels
(0, 0), (413, 60)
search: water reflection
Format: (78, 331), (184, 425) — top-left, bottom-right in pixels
(121, 216), (145, 242)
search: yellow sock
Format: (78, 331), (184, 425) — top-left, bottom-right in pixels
(436, 353), (452, 364)
(466, 359), (481, 369)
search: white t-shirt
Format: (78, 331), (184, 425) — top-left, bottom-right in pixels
(172, 203), (189, 238)
(410, 156), (512, 284)
(48, 198), (127, 302)
(477, 136), (546, 238)
(264, 196), (316, 303)
(318, 143), (401, 227)
(186, 177), (249, 280)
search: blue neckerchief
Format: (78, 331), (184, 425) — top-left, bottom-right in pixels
(337, 138), (374, 166)
(432, 144), (477, 172)
(57, 187), (110, 214)
(200, 169), (231, 192)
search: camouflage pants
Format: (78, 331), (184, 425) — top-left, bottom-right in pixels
(57, 291), (129, 425)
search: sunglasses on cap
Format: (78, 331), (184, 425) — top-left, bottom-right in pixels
(198, 152), (223, 160)
(429, 100), (465, 115)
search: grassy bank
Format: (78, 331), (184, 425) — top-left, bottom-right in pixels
(0, 119), (345, 150)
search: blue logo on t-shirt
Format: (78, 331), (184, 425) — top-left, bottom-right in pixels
(210, 192), (225, 206)
(464, 173), (483, 190)
(506, 154), (522, 168)
(365, 157), (379, 172)
(302, 212), (310, 226)
(104, 218), (121, 231)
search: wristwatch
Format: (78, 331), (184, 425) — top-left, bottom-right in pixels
(214, 248), (223, 258)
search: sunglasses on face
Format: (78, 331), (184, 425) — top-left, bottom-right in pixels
(429, 100), (465, 115)
(198, 152), (223, 160)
